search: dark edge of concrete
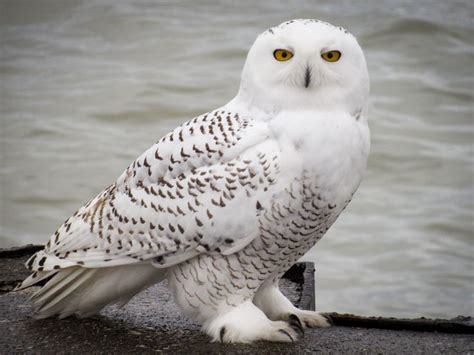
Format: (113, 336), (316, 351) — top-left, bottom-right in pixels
(325, 313), (474, 334)
(301, 263), (315, 311)
(1, 245), (473, 335)
(0, 244), (44, 258)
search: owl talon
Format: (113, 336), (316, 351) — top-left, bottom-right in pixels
(288, 313), (304, 335)
(278, 329), (295, 342)
(219, 326), (226, 343)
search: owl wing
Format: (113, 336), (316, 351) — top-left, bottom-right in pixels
(26, 109), (281, 273)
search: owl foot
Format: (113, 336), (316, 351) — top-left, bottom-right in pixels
(203, 300), (303, 343)
(218, 319), (301, 343)
(284, 310), (331, 328)
(253, 283), (331, 328)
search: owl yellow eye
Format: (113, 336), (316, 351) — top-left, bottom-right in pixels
(273, 49), (293, 62)
(321, 50), (341, 62)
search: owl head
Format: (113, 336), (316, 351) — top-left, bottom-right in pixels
(235, 19), (369, 117)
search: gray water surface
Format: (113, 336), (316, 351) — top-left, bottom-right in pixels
(1, 0), (473, 319)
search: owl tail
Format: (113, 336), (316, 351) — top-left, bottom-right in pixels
(16, 263), (166, 319)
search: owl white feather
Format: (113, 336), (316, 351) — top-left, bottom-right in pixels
(16, 19), (370, 343)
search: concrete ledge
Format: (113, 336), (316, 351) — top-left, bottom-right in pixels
(327, 312), (473, 334)
(1, 245), (473, 353)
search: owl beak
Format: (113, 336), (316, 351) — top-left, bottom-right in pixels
(304, 66), (311, 88)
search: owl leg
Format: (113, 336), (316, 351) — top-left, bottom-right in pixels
(253, 282), (331, 329)
(202, 299), (303, 343)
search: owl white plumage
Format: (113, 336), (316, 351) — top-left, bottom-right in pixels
(17, 19), (370, 343)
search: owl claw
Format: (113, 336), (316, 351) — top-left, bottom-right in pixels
(278, 329), (295, 342)
(219, 326), (226, 343)
(321, 313), (333, 326)
(288, 313), (304, 335)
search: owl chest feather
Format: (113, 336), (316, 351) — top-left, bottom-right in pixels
(268, 109), (370, 197)
(247, 110), (370, 272)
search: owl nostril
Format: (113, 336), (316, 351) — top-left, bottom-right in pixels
(304, 66), (312, 88)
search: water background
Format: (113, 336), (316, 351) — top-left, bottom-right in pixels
(1, 0), (473, 318)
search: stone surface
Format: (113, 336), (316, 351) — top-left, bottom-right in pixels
(2, 286), (473, 354)
(1, 246), (473, 354)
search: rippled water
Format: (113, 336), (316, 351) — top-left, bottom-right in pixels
(1, 1), (473, 318)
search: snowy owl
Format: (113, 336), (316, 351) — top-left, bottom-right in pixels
(17, 19), (370, 343)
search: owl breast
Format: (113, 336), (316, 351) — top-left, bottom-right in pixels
(168, 110), (369, 321)
(251, 109), (370, 270)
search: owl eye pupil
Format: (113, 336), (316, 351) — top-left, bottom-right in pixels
(281, 52), (287, 58)
(327, 52), (333, 58)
